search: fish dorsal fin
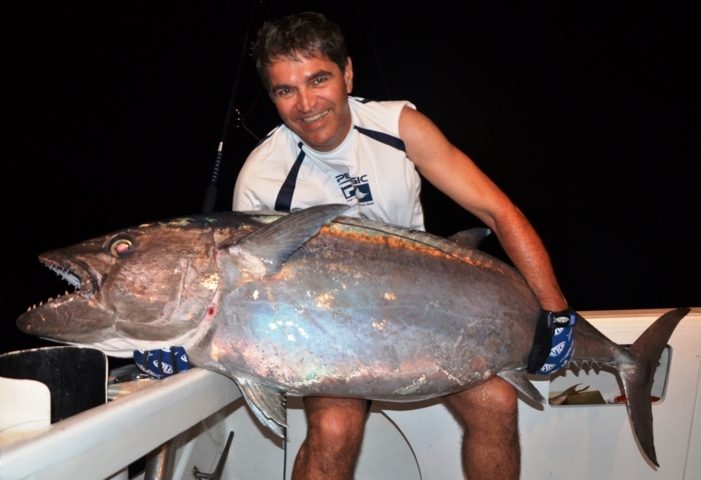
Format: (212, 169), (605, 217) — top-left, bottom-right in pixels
(228, 204), (349, 276)
(497, 370), (545, 409)
(234, 376), (287, 438)
(448, 228), (491, 249)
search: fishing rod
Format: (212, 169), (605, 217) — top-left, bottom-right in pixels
(201, 1), (261, 214)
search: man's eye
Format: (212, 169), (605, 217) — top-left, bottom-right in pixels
(273, 87), (291, 97)
(312, 76), (328, 85)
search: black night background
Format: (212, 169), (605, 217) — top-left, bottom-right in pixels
(5, 2), (699, 354)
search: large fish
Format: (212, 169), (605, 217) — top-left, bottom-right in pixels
(16, 204), (689, 466)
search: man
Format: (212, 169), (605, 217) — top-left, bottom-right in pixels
(233, 11), (570, 480)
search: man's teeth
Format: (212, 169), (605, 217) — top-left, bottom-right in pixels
(303, 110), (329, 123)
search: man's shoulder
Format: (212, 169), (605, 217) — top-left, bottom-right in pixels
(350, 96), (415, 113)
(350, 97), (416, 134)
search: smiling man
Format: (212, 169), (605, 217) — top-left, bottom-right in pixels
(232, 11), (570, 480)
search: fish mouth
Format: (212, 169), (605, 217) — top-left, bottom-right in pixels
(39, 254), (100, 301)
(17, 253), (109, 337)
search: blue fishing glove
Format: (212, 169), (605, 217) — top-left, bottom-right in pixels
(133, 346), (191, 379)
(527, 309), (576, 375)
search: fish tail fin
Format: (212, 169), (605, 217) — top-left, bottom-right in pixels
(617, 307), (690, 467)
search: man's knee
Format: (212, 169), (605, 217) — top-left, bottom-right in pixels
(479, 378), (518, 414)
(445, 377), (518, 424)
(304, 397), (368, 445)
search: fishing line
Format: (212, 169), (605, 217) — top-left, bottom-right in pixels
(283, 426), (288, 480)
(351, 3), (391, 100)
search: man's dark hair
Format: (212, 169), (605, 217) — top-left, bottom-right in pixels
(252, 11), (349, 90)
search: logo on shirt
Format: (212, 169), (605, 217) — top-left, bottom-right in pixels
(335, 173), (374, 205)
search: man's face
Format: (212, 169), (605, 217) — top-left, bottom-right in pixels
(266, 54), (353, 152)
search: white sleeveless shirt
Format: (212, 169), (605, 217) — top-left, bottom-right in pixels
(232, 96), (425, 230)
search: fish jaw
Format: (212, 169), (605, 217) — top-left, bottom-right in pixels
(17, 290), (116, 343)
(17, 244), (116, 344)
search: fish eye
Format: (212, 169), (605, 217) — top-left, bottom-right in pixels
(110, 238), (133, 257)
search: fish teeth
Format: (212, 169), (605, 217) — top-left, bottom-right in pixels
(46, 263), (81, 289)
(34, 289), (75, 312)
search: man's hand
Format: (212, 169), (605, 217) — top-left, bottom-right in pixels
(527, 309), (576, 375)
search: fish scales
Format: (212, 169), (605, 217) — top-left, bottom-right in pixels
(194, 208), (542, 402)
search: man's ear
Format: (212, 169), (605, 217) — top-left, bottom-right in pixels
(344, 57), (354, 93)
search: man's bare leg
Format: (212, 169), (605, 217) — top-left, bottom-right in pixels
(444, 377), (520, 480)
(291, 397), (369, 480)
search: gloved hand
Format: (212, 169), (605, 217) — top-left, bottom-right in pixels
(527, 309), (576, 375)
(133, 346), (191, 379)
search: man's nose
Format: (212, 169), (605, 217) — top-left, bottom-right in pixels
(296, 88), (314, 112)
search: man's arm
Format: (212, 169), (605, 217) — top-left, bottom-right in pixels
(400, 106), (568, 312)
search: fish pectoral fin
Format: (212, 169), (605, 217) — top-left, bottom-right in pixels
(234, 377), (287, 437)
(230, 204), (349, 275)
(497, 370), (546, 409)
